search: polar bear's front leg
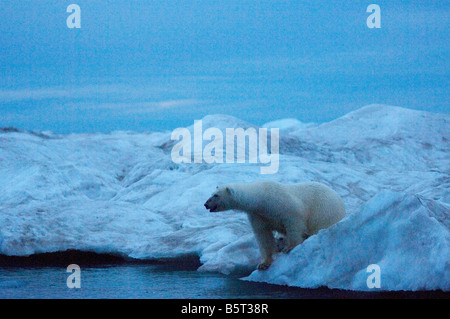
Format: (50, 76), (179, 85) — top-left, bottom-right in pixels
(247, 213), (275, 270)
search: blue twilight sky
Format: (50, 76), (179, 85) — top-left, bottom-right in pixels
(0, 1), (448, 133)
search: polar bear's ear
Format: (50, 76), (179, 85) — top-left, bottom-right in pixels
(225, 187), (234, 195)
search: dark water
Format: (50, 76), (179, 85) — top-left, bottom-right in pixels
(0, 251), (447, 299)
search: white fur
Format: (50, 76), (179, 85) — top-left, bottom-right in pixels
(204, 181), (346, 270)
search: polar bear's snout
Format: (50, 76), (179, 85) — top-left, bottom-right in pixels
(204, 192), (225, 212)
(204, 198), (217, 212)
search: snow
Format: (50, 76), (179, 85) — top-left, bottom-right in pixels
(263, 118), (316, 133)
(0, 104), (449, 291)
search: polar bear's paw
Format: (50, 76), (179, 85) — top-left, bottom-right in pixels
(257, 262), (272, 271)
(281, 246), (293, 254)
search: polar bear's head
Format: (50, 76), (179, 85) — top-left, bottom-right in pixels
(204, 185), (235, 212)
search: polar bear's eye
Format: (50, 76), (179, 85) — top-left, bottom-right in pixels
(213, 194), (219, 198)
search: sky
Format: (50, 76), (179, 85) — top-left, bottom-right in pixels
(0, 1), (449, 133)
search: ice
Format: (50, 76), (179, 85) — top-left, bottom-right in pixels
(0, 104), (448, 291)
(263, 118), (317, 133)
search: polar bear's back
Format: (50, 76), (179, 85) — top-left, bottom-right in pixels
(232, 180), (345, 235)
(287, 182), (346, 234)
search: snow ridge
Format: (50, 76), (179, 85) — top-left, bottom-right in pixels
(0, 105), (448, 291)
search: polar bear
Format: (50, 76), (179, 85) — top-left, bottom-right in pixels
(204, 181), (346, 270)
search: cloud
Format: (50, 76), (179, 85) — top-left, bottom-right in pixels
(62, 99), (206, 115)
(157, 99), (200, 109)
(0, 81), (207, 118)
(0, 83), (173, 102)
(0, 87), (73, 101)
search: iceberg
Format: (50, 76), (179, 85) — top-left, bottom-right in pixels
(0, 104), (448, 291)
